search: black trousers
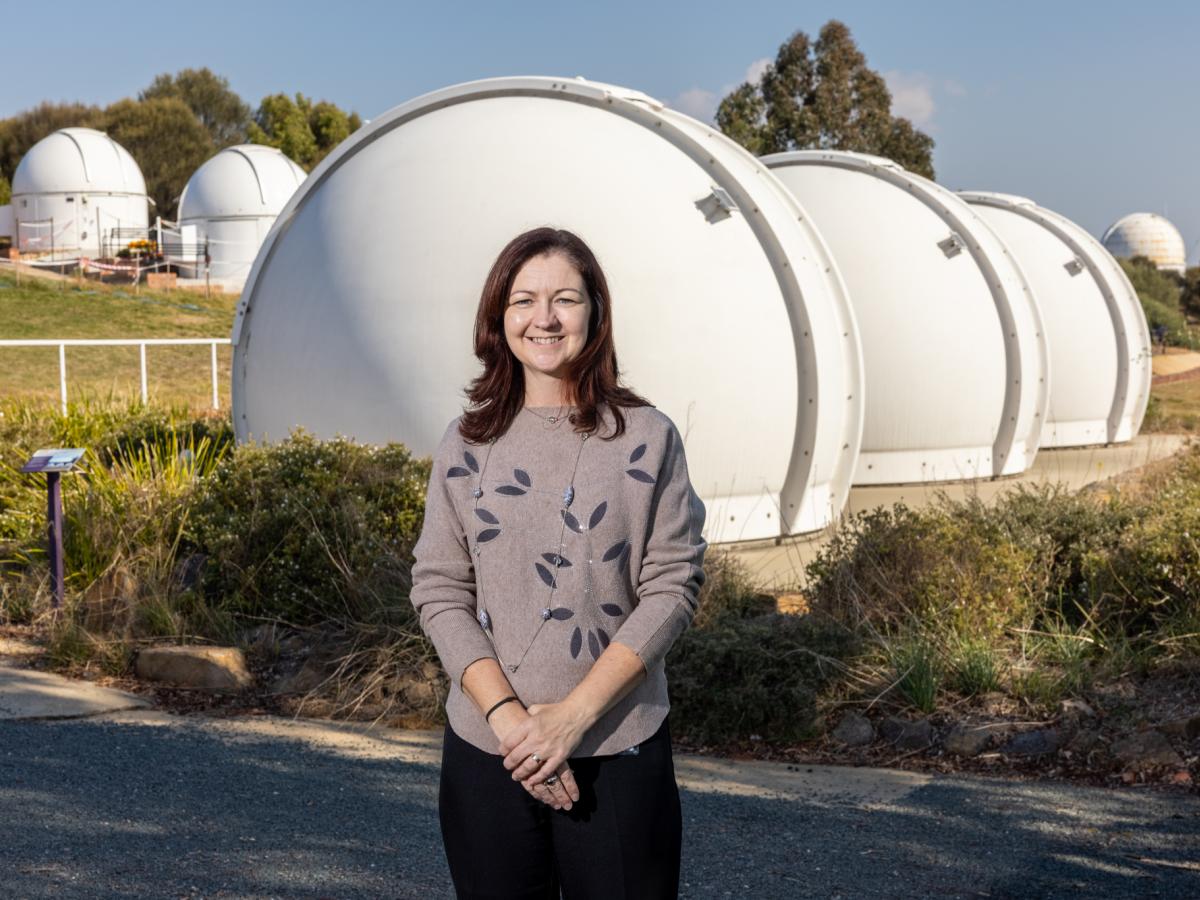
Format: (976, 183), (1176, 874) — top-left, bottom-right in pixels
(438, 718), (682, 900)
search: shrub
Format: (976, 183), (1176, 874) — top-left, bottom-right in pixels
(667, 613), (856, 744)
(890, 635), (941, 712)
(186, 432), (431, 625)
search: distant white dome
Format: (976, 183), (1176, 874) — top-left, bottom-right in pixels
(12, 127), (146, 197)
(1102, 213), (1186, 274)
(176, 145), (307, 290)
(9, 127), (148, 259)
(179, 145), (306, 221)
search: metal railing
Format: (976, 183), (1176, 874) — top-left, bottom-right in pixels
(0, 338), (231, 413)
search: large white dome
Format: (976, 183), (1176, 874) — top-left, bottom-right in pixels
(179, 145), (306, 221)
(12, 127), (146, 197)
(963, 192), (1151, 447)
(1102, 213), (1187, 274)
(233, 76), (866, 540)
(764, 151), (1050, 485)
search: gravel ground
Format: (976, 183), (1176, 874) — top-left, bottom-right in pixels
(1, 714), (1198, 899)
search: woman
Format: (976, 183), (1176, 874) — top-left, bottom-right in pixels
(411, 227), (707, 899)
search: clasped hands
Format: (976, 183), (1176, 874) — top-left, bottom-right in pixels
(492, 700), (590, 812)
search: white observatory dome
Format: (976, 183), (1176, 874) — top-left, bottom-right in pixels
(1101, 213), (1186, 275)
(234, 76), (866, 540)
(962, 193), (1151, 447)
(763, 151), (1049, 485)
(177, 144), (307, 288)
(10, 127), (148, 258)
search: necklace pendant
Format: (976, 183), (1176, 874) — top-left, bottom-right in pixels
(472, 487), (483, 499)
(562, 485), (574, 507)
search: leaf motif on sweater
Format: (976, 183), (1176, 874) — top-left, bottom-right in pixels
(550, 607), (574, 620)
(626, 468), (656, 484)
(618, 543), (631, 576)
(629, 443), (647, 463)
(514, 468), (531, 487)
(496, 485), (526, 496)
(587, 631), (601, 660)
(602, 540), (627, 562)
(474, 508), (499, 525)
(596, 628), (611, 649)
(535, 562), (556, 588)
(562, 510), (582, 533)
(463, 451), (479, 473)
(569, 627), (582, 659)
(476, 528), (501, 543)
(446, 466), (470, 478)
(589, 501), (607, 530)
(600, 603), (623, 617)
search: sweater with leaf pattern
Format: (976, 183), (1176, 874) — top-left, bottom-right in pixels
(410, 403), (707, 757)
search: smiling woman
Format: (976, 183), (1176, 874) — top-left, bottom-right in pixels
(411, 227), (706, 899)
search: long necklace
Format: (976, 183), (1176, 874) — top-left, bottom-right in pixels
(523, 404), (575, 426)
(473, 426), (589, 674)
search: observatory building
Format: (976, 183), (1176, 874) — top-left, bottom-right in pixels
(963, 193), (1151, 447)
(763, 151), (1049, 486)
(4, 127), (148, 259)
(176, 144), (307, 289)
(1101, 213), (1187, 274)
(233, 76), (866, 540)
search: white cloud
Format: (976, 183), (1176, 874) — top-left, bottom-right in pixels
(672, 87), (720, 122)
(884, 70), (937, 128)
(744, 57), (772, 85)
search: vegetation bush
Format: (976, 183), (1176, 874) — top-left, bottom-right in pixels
(185, 432), (430, 625)
(1120, 256), (1192, 346)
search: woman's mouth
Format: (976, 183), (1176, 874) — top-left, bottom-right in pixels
(527, 336), (564, 345)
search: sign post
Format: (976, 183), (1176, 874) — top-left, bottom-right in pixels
(21, 448), (85, 609)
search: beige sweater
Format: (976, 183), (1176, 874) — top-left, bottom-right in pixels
(410, 403), (707, 756)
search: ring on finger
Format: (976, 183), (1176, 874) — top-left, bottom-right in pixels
(543, 775), (560, 787)
(530, 753), (543, 764)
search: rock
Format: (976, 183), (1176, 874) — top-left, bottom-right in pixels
(1058, 699), (1097, 721)
(943, 724), (993, 757)
(831, 712), (874, 747)
(880, 716), (932, 751)
(1111, 731), (1183, 771)
(1000, 727), (1066, 757)
(136, 646), (253, 691)
(1159, 714), (1200, 742)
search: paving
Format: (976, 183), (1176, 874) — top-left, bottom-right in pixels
(722, 433), (1192, 589)
(1, 666), (1198, 898)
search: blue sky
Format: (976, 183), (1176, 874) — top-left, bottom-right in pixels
(4, 0), (1197, 262)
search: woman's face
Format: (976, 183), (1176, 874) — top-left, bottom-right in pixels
(504, 252), (593, 386)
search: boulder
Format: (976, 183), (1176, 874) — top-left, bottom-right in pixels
(943, 724), (993, 757)
(136, 646), (253, 691)
(831, 712), (874, 747)
(1111, 731), (1183, 771)
(880, 716), (932, 751)
(999, 727), (1067, 757)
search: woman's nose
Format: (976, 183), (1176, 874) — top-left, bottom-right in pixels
(532, 299), (558, 329)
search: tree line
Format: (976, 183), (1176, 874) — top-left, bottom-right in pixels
(0, 68), (360, 219)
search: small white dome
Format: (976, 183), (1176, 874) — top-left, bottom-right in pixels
(12, 127), (146, 197)
(179, 145), (307, 221)
(1101, 213), (1186, 274)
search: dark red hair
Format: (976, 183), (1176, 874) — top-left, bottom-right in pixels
(459, 227), (650, 444)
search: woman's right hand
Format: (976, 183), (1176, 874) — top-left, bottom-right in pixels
(490, 704), (580, 811)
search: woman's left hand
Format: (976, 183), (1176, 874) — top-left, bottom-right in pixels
(499, 701), (592, 787)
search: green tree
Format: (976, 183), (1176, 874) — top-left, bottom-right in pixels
(248, 93), (362, 171)
(140, 67), (251, 148)
(716, 20), (935, 178)
(0, 101), (105, 185)
(1180, 266), (1200, 319)
(0, 173), (10, 206)
(1120, 256), (1190, 346)
(102, 97), (212, 220)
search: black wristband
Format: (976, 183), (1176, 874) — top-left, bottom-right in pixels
(484, 695), (520, 722)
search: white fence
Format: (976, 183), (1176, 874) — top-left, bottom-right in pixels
(0, 338), (231, 413)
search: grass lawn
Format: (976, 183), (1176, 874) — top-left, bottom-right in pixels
(1144, 376), (1200, 432)
(0, 268), (237, 410)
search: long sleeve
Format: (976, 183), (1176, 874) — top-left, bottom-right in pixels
(410, 425), (497, 688)
(611, 421), (707, 671)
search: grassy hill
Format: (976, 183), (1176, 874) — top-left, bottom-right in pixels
(0, 268), (237, 410)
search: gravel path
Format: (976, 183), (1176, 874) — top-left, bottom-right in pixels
(2, 712), (1197, 898)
